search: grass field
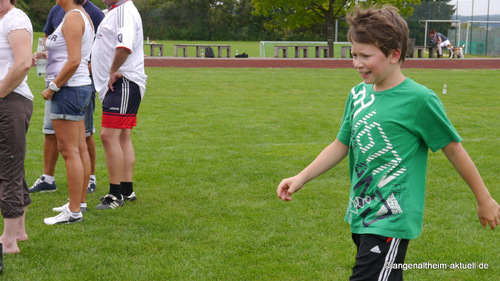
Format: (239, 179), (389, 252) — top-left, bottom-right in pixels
(2, 67), (499, 280)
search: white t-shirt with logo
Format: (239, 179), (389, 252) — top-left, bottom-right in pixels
(91, 0), (147, 102)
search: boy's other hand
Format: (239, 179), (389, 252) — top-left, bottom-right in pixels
(477, 197), (500, 230)
(277, 176), (304, 201)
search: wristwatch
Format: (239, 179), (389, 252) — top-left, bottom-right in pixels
(49, 81), (60, 92)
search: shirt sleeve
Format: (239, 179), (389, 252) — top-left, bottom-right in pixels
(5, 10), (32, 35)
(115, 6), (137, 53)
(43, 7), (57, 35)
(413, 94), (462, 152)
(92, 11), (105, 33)
(337, 88), (355, 146)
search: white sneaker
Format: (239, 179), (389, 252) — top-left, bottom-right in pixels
(44, 207), (83, 225)
(52, 202), (87, 213)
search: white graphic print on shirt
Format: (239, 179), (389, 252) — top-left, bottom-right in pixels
(348, 86), (406, 227)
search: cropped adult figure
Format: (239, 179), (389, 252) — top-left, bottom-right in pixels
(429, 29), (451, 58)
(0, 0), (34, 253)
(30, 0), (104, 195)
(42, 0), (95, 225)
(92, 0), (147, 209)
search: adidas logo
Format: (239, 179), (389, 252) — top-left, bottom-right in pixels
(370, 245), (381, 254)
(109, 202), (121, 209)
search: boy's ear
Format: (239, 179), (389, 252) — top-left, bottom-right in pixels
(389, 49), (402, 63)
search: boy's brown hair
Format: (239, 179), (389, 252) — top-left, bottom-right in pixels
(346, 5), (409, 63)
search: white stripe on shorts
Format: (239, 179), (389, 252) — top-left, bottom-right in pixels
(378, 238), (401, 281)
(120, 78), (130, 115)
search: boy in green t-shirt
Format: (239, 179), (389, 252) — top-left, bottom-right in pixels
(277, 5), (500, 281)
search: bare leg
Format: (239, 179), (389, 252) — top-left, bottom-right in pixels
(0, 207), (28, 248)
(86, 134), (96, 176)
(15, 210), (28, 241)
(53, 120), (89, 212)
(0, 217), (21, 253)
(80, 123), (91, 203)
(101, 127), (124, 185)
(43, 134), (59, 176)
(120, 129), (135, 182)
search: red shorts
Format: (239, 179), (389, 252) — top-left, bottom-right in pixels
(102, 78), (142, 129)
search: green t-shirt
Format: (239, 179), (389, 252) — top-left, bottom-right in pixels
(337, 78), (462, 239)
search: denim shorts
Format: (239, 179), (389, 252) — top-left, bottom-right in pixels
(49, 85), (92, 123)
(43, 91), (96, 136)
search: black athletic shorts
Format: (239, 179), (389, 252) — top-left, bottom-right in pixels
(102, 78), (141, 129)
(350, 233), (409, 281)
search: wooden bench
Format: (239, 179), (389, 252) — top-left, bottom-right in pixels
(144, 43), (164, 56)
(413, 46), (441, 58)
(341, 46), (352, 58)
(413, 46), (426, 58)
(295, 46), (309, 58)
(174, 44), (231, 58)
(274, 45), (329, 58)
(314, 46), (329, 58)
(274, 45), (289, 58)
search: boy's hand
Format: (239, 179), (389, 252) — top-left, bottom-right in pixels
(477, 197), (500, 230)
(277, 176), (304, 201)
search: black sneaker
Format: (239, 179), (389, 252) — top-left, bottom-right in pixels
(95, 194), (124, 210)
(28, 176), (57, 193)
(122, 192), (136, 202)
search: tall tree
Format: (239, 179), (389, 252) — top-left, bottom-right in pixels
(138, 0), (267, 41)
(16, 0), (53, 31)
(17, 0), (106, 32)
(14, 0), (29, 13)
(252, 0), (421, 57)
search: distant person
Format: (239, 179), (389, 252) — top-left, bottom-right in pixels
(92, 0), (147, 209)
(0, 0), (34, 253)
(30, 0), (104, 195)
(42, 0), (95, 225)
(277, 6), (500, 280)
(429, 29), (451, 58)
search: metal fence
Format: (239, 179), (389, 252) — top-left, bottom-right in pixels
(451, 0), (500, 56)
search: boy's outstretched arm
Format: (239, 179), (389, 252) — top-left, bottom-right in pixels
(277, 139), (349, 201)
(442, 141), (500, 229)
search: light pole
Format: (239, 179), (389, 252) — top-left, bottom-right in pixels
(469, 0), (474, 54)
(485, 0), (490, 55)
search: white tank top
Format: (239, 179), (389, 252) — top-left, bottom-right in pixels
(45, 9), (94, 87)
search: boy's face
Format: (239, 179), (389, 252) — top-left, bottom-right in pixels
(351, 41), (401, 91)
